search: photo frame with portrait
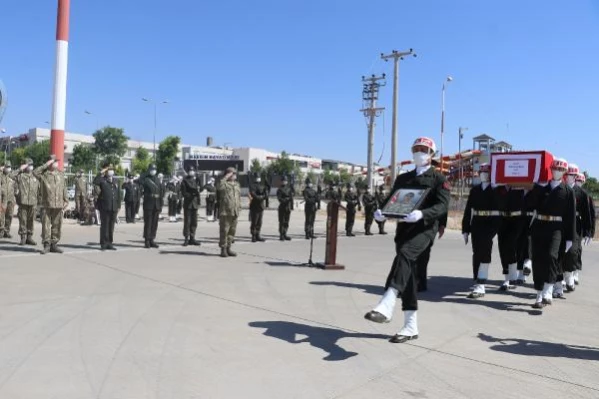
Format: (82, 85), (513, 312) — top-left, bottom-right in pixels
(381, 188), (430, 218)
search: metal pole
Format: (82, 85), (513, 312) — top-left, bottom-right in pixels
(153, 102), (157, 161)
(367, 106), (375, 192)
(440, 84), (445, 173)
(458, 127), (462, 198)
(390, 58), (399, 184)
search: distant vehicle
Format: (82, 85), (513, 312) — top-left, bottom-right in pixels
(67, 186), (75, 200)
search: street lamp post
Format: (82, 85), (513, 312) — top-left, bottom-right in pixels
(440, 76), (453, 173)
(458, 126), (468, 199)
(142, 98), (168, 161)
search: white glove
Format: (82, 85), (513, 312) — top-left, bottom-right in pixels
(565, 240), (573, 253)
(404, 210), (423, 223)
(584, 237), (592, 246)
(374, 209), (386, 222)
(463, 233), (469, 245)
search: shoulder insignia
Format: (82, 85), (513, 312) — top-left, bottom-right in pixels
(442, 181), (451, 191)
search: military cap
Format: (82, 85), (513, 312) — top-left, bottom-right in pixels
(149, 163), (157, 170)
(305, 177), (312, 184)
(78, 168), (84, 173)
(187, 166), (196, 172)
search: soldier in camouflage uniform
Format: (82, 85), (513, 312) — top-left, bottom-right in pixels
(217, 167), (241, 257)
(74, 168), (88, 223)
(0, 161), (19, 238)
(34, 156), (69, 254)
(15, 159), (40, 246)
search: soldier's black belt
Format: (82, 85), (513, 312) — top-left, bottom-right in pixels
(152, 194), (160, 198)
(536, 214), (562, 222)
(503, 211), (523, 217)
(473, 210), (502, 217)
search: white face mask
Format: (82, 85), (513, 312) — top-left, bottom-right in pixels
(479, 172), (490, 183)
(576, 181), (583, 187)
(107, 170), (115, 177)
(412, 152), (430, 167)
(27, 166), (33, 172)
(307, 183), (312, 188)
(189, 171), (196, 177)
(149, 170), (157, 176)
(255, 178), (261, 183)
(552, 170), (564, 181)
(4, 168), (11, 173)
(566, 175), (576, 185)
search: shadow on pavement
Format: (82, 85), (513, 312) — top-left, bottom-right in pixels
(310, 276), (543, 316)
(0, 245), (39, 253)
(478, 333), (599, 361)
(249, 321), (388, 361)
(264, 261), (313, 268)
(159, 250), (221, 257)
(60, 243), (102, 251)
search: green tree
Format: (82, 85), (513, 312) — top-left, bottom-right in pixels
(266, 151), (295, 177)
(10, 140), (50, 167)
(131, 146), (151, 174)
(583, 172), (599, 198)
(93, 126), (129, 165)
(339, 168), (353, 186)
(70, 144), (97, 172)
(249, 158), (263, 174)
(322, 166), (335, 185)
(9, 147), (26, 167)
(156, 135), (181, 175)
(306, 170), (317, 185)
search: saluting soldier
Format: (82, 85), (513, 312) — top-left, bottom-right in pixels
(325, 182), (341, 202)
(249, 174), (267, 242)
(374, 185), (388, 235)
(302, 178), (319, 239)
(218, 167), (241, 257)
(94, 164), (121, 250)
(15, 159), (39, 246)
(365, 137), (449, 343)
(0, 161), (19, 238)
(142, 164), (162, 248)
(526, 158), (576, 309)
(344, 184), (361, 237)
(74, 168), (88, 223)
(34, 156), (69, 254)
(362, 186), (377, 235)
(181, 167), (201, 246)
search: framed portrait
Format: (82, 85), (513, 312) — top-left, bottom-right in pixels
(381, 188), (430, 218)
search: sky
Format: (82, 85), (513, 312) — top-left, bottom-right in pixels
(2, 0), (599, 174)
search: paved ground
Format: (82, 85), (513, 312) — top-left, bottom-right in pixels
(0, 209), (598, 399)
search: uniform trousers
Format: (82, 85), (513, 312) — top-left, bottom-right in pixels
(206, 199), (215, 217)
(498, 218), (523, 274)
(41, 208), (63, 245)
(100, 210), (117, 246)
(384, 229), (435, 311)
(278, 206), (291, 234)
(18, 204), (36, 237)
(183, 207), (198, 238)
(75, 195), (86, 221)
(470, 219), (499, 281)
(364, 207), (375, 232)
(516, 217), (532, 271)
(125, 201), (136, 223)
(250, 209), (263, 236)
(345, 208), (356, 232)
(0, 202), (15, 235)
(219, 215), (238, 248)
(531, 222), (562, 291)
(304, 206), (316, 236)
(143, 209), (160, 241)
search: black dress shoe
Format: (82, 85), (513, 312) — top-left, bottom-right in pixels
(542, 298), (553, 305)
(532, 302), (546, 309)
(284, 235), (291, 241)
(515, 279), (525, 286)
(145, 241), (151, 249)
(50, 245), (63, 254)
(150, 241), (159, 248)
(107, 245), (117, 250)
(251, 236), (257, 243)
(279, 236), (285, 241)
(101, 245), (107, 251)
(183, 238), (189, 247)
(468, 292), (485, 299)
(552, 293), (566, 300)
(389, 334), (418, 344)
(256, 236), (266, 242)
(41, 245), (50, 255)
(364, 311), (391, 324)
(565, 285), (575, 292)
(189, 239), (201, 246)
(574, 280), (579, 286)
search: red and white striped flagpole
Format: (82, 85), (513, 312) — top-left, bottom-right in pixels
(50, 0), (70, 170)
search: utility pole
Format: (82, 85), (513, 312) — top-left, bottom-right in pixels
(381, 49), (416, 185)
(360, 74), (386, 191)
(458, 126), (468, 199)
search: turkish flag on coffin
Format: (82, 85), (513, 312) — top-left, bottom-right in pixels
(491, 151), (554, 186)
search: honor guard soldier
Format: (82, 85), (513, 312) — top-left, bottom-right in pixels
(181, 167), (201, 246)
(218, 167), (241, 257)
(142, 164), (162, 248)
(277, 176), (294, 241)
(374, 185), (388, 235)
(166, 177), (179, 222)
(133, 174), (143, 220)
(462, 163), (503, 299)
(496, 185), (528, 291)
(325, 182), (341, 202)
(74, 168), (88, 224)
(362, 186), (377, 235)
(203, 178), (217, 221)
(302, 178), (319, 239)
(94, 164), (121, 250)
(560, 164), (592, 292)
(123, 175), (141, 223)
(526, 158), (576, 309)
(34, 156), (68, 254)
(0, 161), (19, 238)
(249, 174), (267, 242)
(575, 173), (594, 285)
(365, 137), (449, 344)
(15, 159), (39, 246)
(344, 184), (361, 237)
